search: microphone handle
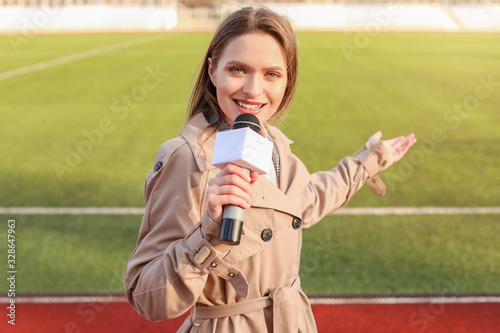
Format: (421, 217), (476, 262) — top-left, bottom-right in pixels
(220, 167), (250, 245)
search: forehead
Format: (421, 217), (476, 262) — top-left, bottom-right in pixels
(218, 33), (286, 68)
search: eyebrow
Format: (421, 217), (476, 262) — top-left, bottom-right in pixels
(226, 61), (286, 72)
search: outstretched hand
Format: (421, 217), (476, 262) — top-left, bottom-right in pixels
(371, 131), (417, 165)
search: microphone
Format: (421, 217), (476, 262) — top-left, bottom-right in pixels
(212, 113), (273, 245)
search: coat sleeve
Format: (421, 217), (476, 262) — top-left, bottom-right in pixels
(123, 140), (239, 322)
(300, 137), (392, 227)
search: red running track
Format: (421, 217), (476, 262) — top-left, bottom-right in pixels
(2, 301), (500, 332)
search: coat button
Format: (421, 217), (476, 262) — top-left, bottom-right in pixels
(292, 217), (302, 230)
(154, 161), (163, 172)
(228, 272), (235, 277)
(261, 229), (273, 242)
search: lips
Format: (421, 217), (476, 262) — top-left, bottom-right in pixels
(234, 99), (265, 114)
(235, 100), (263, 110)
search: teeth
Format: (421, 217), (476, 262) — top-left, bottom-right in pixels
(236, 101), (263, 110)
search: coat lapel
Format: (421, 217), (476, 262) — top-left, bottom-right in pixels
(251, 177), (302, 217)
(251, 125), (311, 219)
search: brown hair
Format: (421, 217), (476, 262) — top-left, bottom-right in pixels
(186, 6), (298, 129)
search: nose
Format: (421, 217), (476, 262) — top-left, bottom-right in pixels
(242, 74), (263, 98)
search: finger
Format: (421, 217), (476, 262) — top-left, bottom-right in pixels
(211, 173), (253, 195)
(387, 136), (406, 147)
(371, 131), (383, 141)
(211, 183), (253, 202)
(392, 134), (417, 162)
(207, 175), (254, 205)
(249, 171), (259, 184)
(398, 134), (416, 151)
(219, 163), (251, 182)
(208, 185), (253, 209)
(208, 195), (252, 210)
(407, 133), (417, 145)
(206, 195), (250, 223)
(207, 205), (223, 223)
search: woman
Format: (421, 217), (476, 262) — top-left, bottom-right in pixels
(124, 6), (416, 332)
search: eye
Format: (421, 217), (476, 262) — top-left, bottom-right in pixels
(230, 67), (244, 74)
(266, 72), (280, 79)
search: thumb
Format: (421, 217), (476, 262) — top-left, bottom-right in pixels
(371, 131), (382, 141)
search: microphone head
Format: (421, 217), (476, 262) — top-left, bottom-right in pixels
(232, 113), (261, 134)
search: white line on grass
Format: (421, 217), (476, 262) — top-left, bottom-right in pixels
(0, 35), (170, 81)
(336, 207), (500, 215)
(1, 207), (500, 215)
(0, 207), (145, 215)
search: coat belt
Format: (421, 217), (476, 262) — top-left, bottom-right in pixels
(190, 282), (301, 332)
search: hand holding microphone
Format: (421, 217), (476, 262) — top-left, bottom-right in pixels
(209, 113), (273, 245)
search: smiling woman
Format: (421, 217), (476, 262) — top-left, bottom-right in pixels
(187, 6), (299, 130)
(207, 33), (288, 135)
(123, 6), (416, 333)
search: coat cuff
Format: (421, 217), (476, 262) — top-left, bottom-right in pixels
(354, 137), (393, 196)
(186, 220), (249, 298)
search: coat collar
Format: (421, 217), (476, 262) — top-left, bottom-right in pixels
(181, 113), (216, 173)
(182, 113), (308, 218)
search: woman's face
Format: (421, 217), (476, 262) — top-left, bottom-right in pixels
(208, 33), (288, 133)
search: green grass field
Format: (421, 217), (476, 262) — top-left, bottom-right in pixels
(1, 32), (499, 294)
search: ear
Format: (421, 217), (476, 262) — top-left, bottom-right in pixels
(208, 58), (216, 87)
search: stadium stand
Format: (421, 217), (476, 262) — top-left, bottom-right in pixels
(451, 4), (500, 29)
(0, 2), (178, 32)
(246, 3), (348, 29)
(0, 1), (499, 32)
(380, 4), (458, 30)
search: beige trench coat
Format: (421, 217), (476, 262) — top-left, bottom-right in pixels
(124, 113), (391, 332)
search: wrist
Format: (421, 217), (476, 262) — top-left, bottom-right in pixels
(200, 212), (234, 253)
